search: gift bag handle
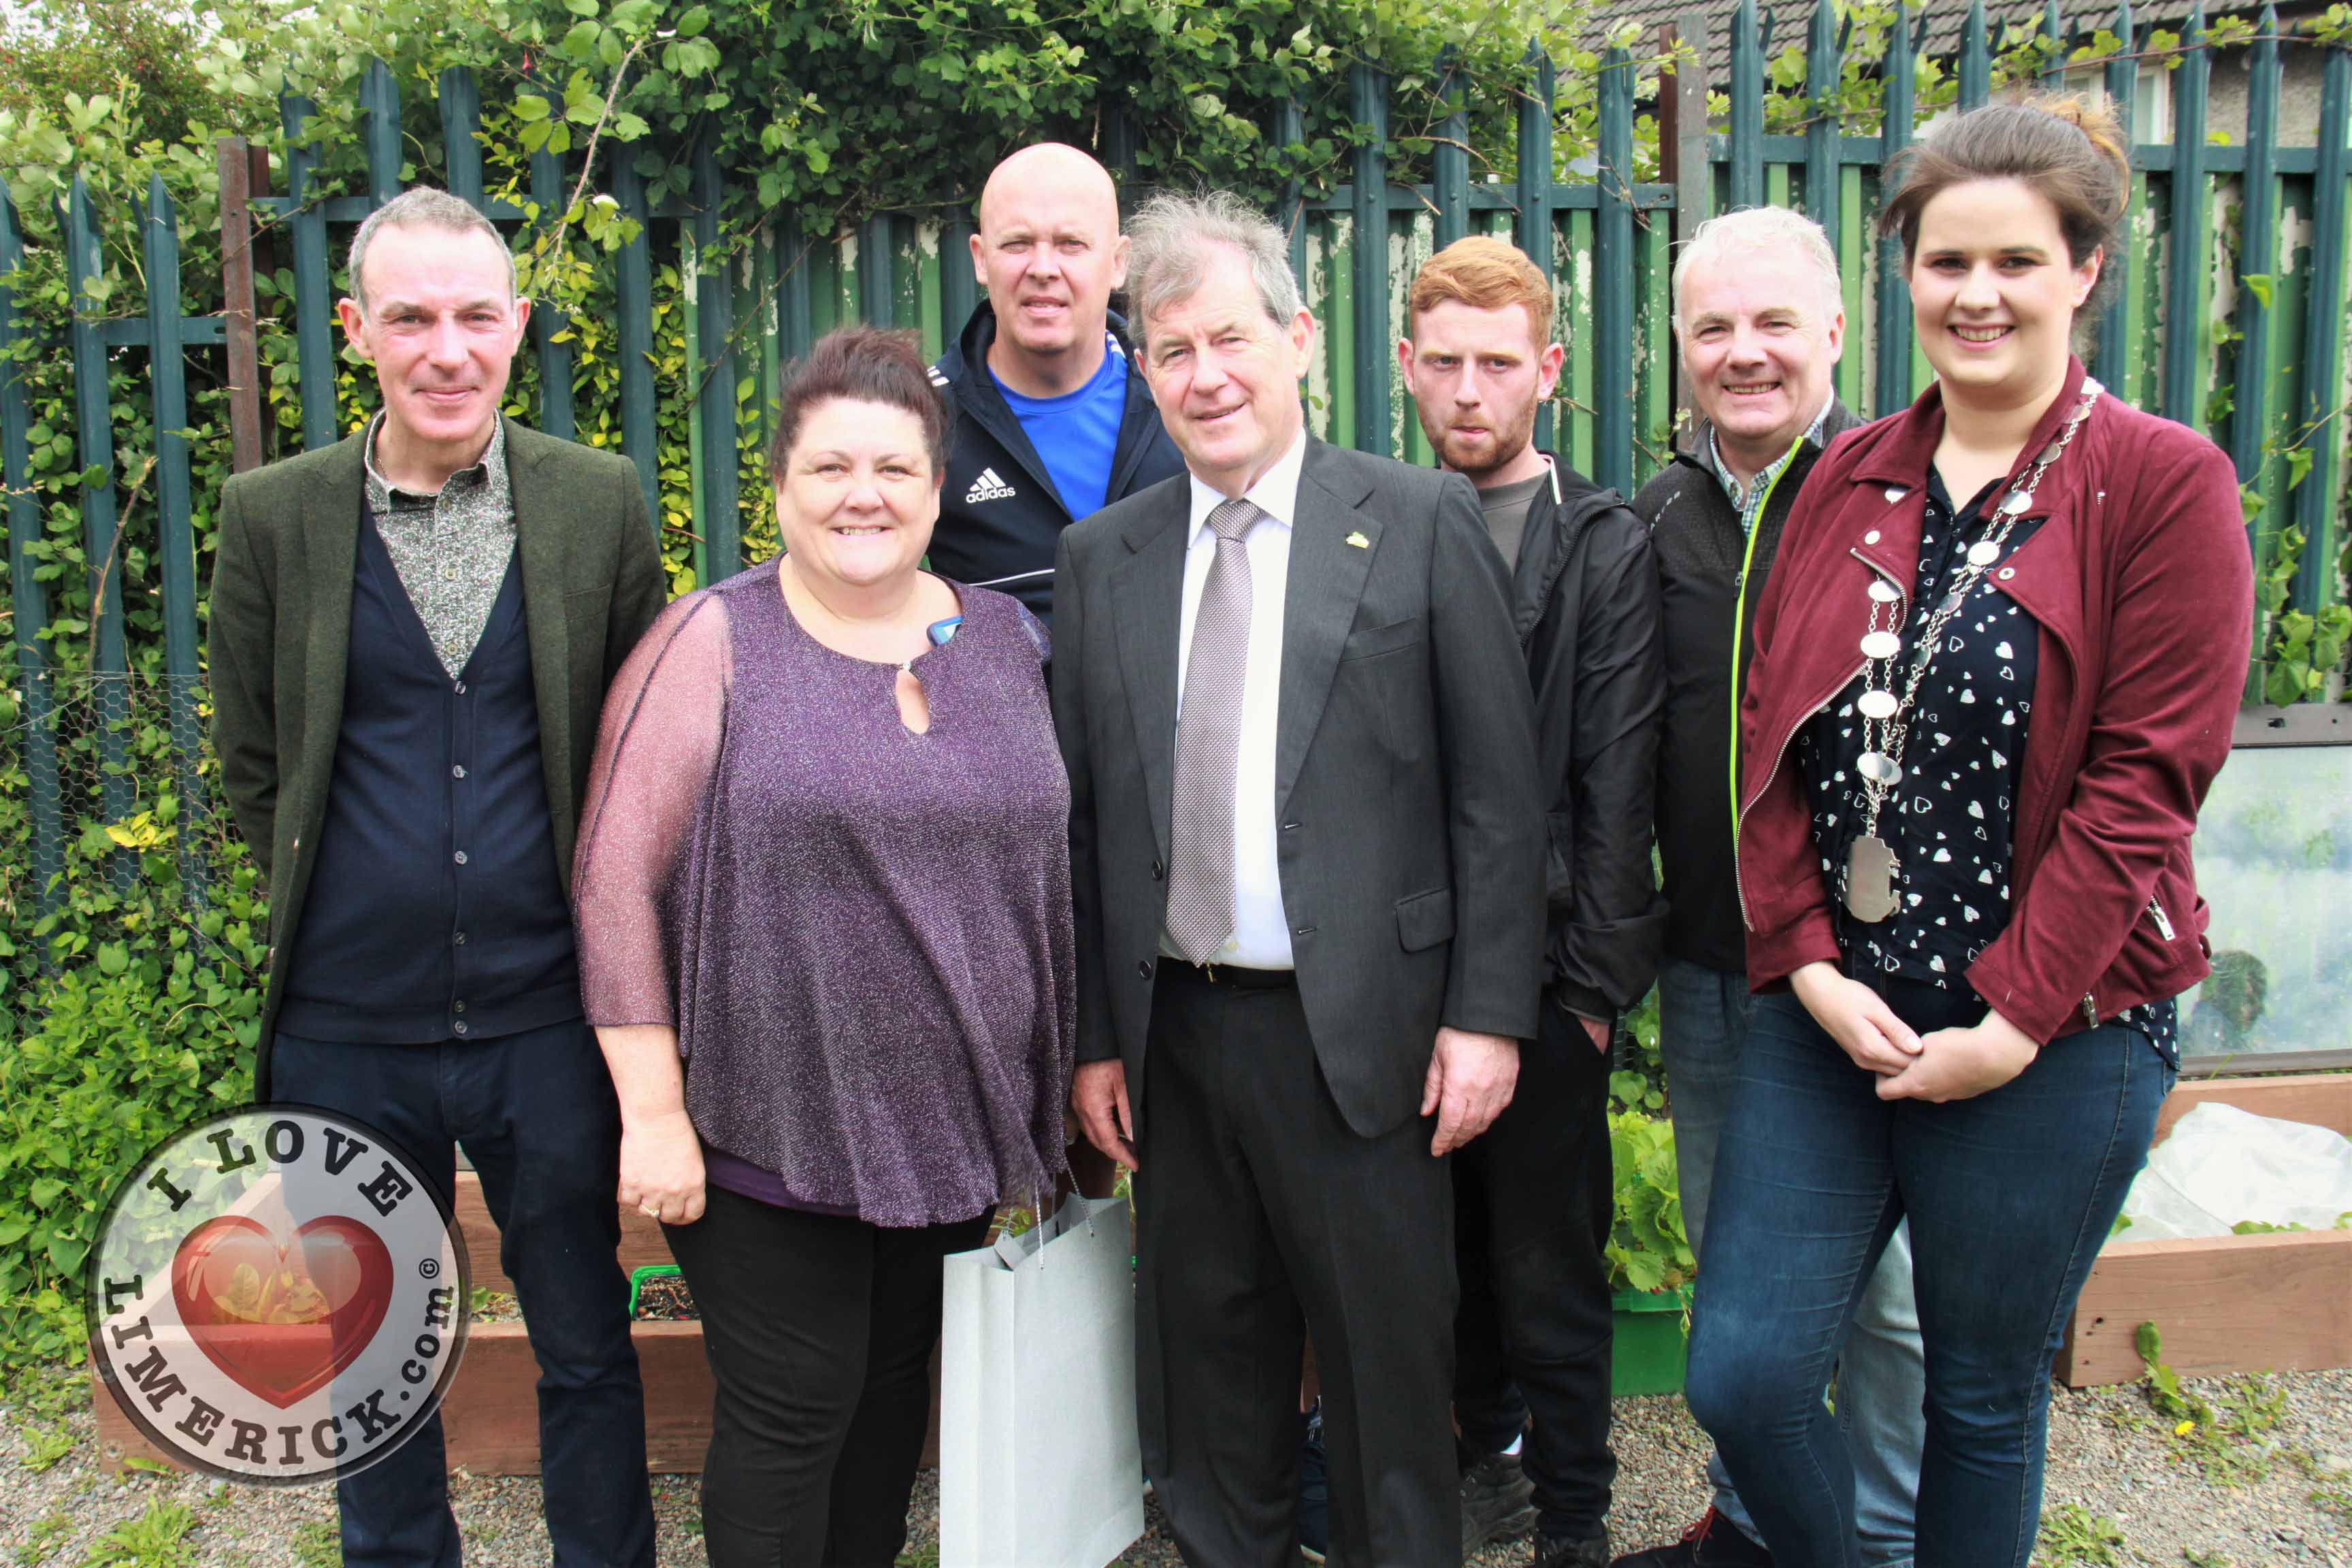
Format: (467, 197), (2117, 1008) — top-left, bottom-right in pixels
(1022, 1177), (1102, 1277)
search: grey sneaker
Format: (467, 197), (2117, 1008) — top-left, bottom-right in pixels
(1459, 1449), (1538, 1556)
(1531, 1528), (1612, 1568)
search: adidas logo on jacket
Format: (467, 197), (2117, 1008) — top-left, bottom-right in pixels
(965, 468), (1017, 504)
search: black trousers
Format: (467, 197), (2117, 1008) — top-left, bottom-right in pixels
(662, 1185), (990, 1568)
(1453, 994), (1619, 1540)
(1135, 965), (1459, 1568)
(272, 1022), (655, 1568)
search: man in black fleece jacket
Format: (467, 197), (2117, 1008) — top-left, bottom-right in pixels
(1615, 206), (1921, 1568)
(1398, 235), (1668, 1568)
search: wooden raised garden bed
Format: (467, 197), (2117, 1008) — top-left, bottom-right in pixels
(95, 1176), (953, 1477)
(101, 1072), (2342, 1471)
(95, 1179), (721, 1475)
(2055, 1071), (2352, 1387)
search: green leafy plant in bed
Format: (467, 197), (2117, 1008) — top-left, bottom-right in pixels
(1607, 1111), (1692, 1296)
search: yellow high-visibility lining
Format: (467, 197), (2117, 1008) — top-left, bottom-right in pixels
(1726, 456), (1798, 840)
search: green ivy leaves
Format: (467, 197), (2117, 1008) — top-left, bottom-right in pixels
(2265, 602), (2351, 705)
(1, 835), (263, 1375)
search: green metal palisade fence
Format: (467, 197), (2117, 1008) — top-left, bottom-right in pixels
(3, 0), (2349, 902)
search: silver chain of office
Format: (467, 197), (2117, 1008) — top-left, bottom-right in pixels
(1841, 377), (2102, 923)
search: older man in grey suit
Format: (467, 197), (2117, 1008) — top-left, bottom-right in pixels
(1054, 189), (1546, 1568)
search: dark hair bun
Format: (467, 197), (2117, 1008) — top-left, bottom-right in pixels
(2032, 90), (2130, 209)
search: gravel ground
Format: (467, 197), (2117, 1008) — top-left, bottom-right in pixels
(4, 1366), (2347, 1565)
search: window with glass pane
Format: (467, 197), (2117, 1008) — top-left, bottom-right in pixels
(2183, 738), (2352, 1071)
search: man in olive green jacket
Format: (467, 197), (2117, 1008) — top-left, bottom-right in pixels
(206, 187), (664, 1568)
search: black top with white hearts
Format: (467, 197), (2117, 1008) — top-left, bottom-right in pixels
(1797, 471), (2178, 1061)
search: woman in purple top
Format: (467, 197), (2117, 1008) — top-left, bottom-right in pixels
(573, 325), (1073, 1567)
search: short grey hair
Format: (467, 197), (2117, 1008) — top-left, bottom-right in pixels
(1124, 189), (1304, 343)
(1671, 206), (1842, 332)
(346, 187), (515, 310)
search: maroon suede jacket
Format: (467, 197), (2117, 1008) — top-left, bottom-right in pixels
(1735, 358), (2253, 1044)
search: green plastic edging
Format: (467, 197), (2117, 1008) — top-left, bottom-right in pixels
(1610, 1286), (1693, 1398)
(627, 1263), (682, 1316)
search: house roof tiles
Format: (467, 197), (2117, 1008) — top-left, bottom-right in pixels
(1584, 0), (2291, 62)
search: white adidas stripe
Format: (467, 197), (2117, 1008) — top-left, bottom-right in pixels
(971, 567), (1054, 587)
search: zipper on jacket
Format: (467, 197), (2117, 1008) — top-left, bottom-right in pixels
(1733, 667), (1857, 931)
(1724, 455), (1800, 839)
(1107, 337), (1160, 498)
(1734, 548), (1903, 932)
(1513, 456), (1588, 649)
(2146, 896), (2176, 941)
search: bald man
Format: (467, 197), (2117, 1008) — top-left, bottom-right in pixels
(927, 143), (1185, 630)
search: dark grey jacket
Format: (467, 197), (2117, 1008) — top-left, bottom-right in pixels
(1506, 455), (1667, 1018)
(1051, 438), (1547, 1139)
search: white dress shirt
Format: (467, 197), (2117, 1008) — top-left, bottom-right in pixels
(1162, 429), (1308, 970)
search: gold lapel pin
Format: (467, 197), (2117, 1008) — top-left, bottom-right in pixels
(1345, 531), (1370, 549)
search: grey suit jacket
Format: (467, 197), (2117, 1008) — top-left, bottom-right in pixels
(1051, 436), (1546, 1139)
(207, 417), (668, 1089)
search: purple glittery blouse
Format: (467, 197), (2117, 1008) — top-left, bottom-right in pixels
(573, 562), (1074, 1227)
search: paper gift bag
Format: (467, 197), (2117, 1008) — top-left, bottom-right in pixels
(938, 1192), (1144, 1568)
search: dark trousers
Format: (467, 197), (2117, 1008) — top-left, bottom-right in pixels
(662, 1185), (990, 1568)
(271, 1021), (654, 1568)
(1452, 994), (1618, 1540)
(1684, 978), (2171, 1568)
(1134, 965), (1459, 1568)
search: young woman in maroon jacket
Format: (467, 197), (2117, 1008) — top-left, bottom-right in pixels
(1682, 95), (2253, 1568)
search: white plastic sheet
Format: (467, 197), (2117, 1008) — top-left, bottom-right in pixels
(2113, 1102), (2352, 1243)
(938, 1192), (1145, 1568)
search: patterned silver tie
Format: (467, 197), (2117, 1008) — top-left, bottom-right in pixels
(1164, 497), (1262, 964)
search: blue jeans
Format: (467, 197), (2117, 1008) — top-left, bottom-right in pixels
(1657, 958), (1924, 1567)
(1683, 978), (2170, 1568)
(272, 1021), (655, 1568)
